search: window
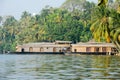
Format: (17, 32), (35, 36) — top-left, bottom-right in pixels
(102, 47), (106, 52)
(74, 49), (77, 52)
(59, 50), (61, 52)
(111, 48), (118, 53)
(53, 47), (56, 52)
(86, 47), (91, 52)
(29, 47), (33, 52)
(40, 47), (44, 52)
(95, 47), (99, 52)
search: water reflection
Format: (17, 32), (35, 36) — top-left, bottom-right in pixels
(0, 54), (120, 80)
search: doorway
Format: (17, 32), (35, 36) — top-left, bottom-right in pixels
(53, 47), (56, 52)
(40, 47), (44, 52)
(29, 47), (33, 52)
(21, 48), (24, 52)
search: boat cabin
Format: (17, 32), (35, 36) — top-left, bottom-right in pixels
(71, 42), (117, 53)
(16, 41), (72, 52)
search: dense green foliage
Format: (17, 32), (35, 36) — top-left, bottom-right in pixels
(0, 0), (95, 52)
(0, 0), (120, 52)
(90, 0), (120, 52)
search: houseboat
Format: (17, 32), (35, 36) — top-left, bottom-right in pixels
(15, 41), (72, 54)
(15, 40), (118, 55)
(71, 42), (117, 55)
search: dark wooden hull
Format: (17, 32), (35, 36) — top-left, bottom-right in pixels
(10, 52), (65, 55)
(9, 52), (116, 55)
(66, 52), (115, 55)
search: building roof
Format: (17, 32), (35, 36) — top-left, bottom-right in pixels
(55, 40), (72, 44)
(19, 42), (70, 48)
(72, 42), (115, 47)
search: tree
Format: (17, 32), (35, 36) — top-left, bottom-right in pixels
(61, 0), (87, 12)
(90, 0), (120, 52)
(0, 0), (96, 52)
(0, 16), (18, 52)
(0, 16), (2, 24)
(98, 0), (108, 6)
(90, 6), (111, 42)
(110, 7), (120, 51)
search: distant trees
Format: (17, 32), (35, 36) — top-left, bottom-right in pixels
(0, 16), (18, 52)
(34, 7), (93, 43)
(0, 0), (95, 52)
(3, 0), (120, 52)
(61, 0), (86, 11)
(0, 16), (2, 24)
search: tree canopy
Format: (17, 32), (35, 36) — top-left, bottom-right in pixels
(90, 0), (120, 52)
(0, 0), (120, 53)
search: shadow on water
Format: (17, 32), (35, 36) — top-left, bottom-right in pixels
(0, 54), (120, 80)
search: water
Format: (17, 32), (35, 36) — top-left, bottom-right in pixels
(0, 54), (120, 80)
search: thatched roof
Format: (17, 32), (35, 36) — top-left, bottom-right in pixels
(55, 40), (72, 44)
(18, 42), (70, 48)
(72, 42), (115, 47)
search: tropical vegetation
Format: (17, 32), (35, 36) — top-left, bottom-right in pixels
(0, 0), (120, 53)
(90, 0), (120, 52)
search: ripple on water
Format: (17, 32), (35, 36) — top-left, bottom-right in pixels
(0, 55), (120, 80)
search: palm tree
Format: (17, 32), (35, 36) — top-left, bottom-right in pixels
(110, 6), (120, 52)
(110, 27), (120, 51)
(98, 0), (108, 6)
(90, 0), (120, 53)
(90, 6), (110, 42)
